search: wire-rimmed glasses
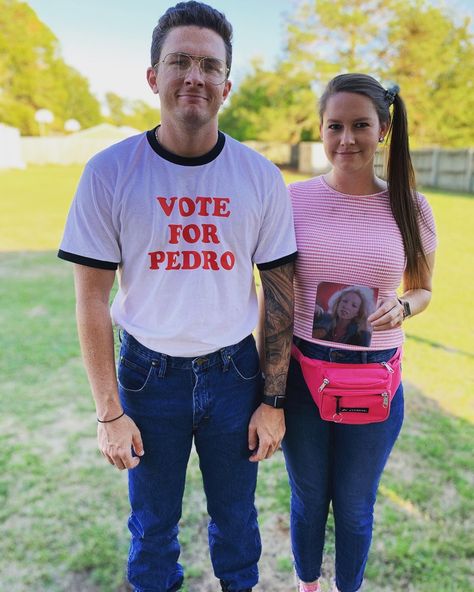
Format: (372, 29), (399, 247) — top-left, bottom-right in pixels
(154, 52), (229, 85)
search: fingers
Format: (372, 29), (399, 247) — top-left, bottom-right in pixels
(248, 432), (282, 462)
(249, 440), (272, 463)
(249, 440), (280, 462)
(98, 417), (143, 471)
(132, 430), (145, 457)
(248, 404), (285, 462)
(100, 444), (141, 470)
(370, 298), (404, 332)
(248, 425), (258, 453)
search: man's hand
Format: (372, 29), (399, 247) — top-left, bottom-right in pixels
(98, 414), (144, 470)
(248, 404), (285, 462)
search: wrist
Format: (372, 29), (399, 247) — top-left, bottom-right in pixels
(97, 410), (125, 423)
(96, 402), (123, 421)
(93, 391), (123, 419)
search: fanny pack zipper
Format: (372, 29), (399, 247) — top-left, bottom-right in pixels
(318, 360), (394, 392)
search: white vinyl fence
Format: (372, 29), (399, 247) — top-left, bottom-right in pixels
(0, 124), (25, 169)
(20, 124), (140, 166)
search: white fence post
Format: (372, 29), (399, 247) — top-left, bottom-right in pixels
(431, 149), (440, 187)
(466, 149), (474, 193)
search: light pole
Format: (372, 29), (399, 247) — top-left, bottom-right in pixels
(34, 109), (54, 136)
(64, 119), (81, 133)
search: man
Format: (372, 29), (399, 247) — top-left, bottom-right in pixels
(58, 2), (296, 591)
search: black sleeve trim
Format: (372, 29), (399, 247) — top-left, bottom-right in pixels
(57, 250), (118, 270)
(256, 251), (298, 271)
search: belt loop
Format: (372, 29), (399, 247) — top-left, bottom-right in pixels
(220, 346), (231, 372)
(361, 351), (368, 364)
(154, 353), (167, 378)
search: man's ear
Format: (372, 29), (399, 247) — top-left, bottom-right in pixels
(146, 67), (159, 94)
(221, 79), (232, 104)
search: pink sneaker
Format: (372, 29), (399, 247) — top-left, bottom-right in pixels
(299, 582), (320, 592)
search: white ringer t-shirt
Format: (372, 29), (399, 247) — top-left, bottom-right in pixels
(59, 130), (297, 357)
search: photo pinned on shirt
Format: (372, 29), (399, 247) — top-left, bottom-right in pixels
(312, 282), (379, 347)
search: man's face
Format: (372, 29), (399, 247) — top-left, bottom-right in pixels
(147, 25), (231, 130)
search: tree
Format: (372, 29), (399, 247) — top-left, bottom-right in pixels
(383, 1), (474, 147)
(284, 0), (474, 147)
(221, 0), (396, 143)
(0, 0), (101, 134)
(105, 92), (160, 131)
(286, 0), (395, 86)
(223, 0), (473, 146)
(220, 59), (319, 142)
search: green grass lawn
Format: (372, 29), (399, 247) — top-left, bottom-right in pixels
(0, 165), (472, 591)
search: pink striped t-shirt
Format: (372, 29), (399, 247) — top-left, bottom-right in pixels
(290, 175), (437, 350)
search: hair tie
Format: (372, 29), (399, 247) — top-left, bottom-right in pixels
(385, 84), (400, 105)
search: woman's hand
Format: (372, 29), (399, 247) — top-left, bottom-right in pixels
(368, 298), (404, 331)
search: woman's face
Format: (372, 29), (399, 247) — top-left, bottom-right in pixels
(320, 92), (388, 177)
(336, 291), (362, 321)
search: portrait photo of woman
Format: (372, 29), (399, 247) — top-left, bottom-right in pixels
(312, 283), (378, 347)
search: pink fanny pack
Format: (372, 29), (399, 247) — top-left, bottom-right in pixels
(291, 344), (402, 424)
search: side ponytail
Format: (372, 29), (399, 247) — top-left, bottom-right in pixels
(386, 92), (429, 288)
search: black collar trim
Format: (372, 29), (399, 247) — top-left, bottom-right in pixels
(146, 127), (225, 166)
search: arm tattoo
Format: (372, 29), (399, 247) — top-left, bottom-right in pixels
(260, 261), (294, 397)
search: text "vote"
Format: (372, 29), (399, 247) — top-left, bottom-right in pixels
(157, 196), (231, 218)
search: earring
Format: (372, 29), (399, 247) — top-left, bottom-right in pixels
(378, 137), (384, 142)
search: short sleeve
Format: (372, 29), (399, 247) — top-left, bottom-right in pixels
(417, 193), (437, 255)
(253, 170), (297, 270)
(58, 164), (121, 268)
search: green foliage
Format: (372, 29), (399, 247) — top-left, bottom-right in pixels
(0, 0), (102, 135)
(288, 0), (474, 147)
(384, 1), (474, 147)
(221, 59), (319, 142)
(286, 0), (393, 79)
(105, 92), (160, 131)
(224, 0), (473, 146)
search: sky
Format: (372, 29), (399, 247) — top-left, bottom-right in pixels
(26, 0), (296, 106)
(26, 0), (473, 108)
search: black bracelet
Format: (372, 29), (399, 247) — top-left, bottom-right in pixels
(97, 411), (125, 423)
(262, 394), (286, 409)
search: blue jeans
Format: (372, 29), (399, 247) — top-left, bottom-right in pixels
(118, 331), (262, 592)
(282, 338), (404, 592)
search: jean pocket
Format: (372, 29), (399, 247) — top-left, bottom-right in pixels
(117, 351), (153, 392)
(229, 345), (261, 381)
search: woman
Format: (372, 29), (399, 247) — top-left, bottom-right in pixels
(312, 285), (376, 346)
(282, 74), (437, 592)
